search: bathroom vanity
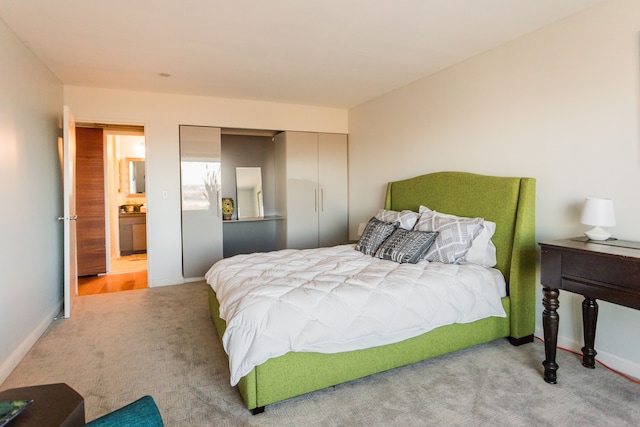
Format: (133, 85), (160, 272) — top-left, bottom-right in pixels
(119, 212), (146, 255)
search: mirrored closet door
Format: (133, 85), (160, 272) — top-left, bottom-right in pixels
(179, 125), (223, 279)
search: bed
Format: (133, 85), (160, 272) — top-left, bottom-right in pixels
(206, 171), (536, 414)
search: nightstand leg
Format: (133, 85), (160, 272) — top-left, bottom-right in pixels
(581, 297), (598, 369)
(542, 287), (560, 384)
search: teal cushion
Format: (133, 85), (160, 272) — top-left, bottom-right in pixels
(84, 396), (163, 427)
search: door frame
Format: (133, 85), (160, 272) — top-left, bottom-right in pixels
(103, 128), (147, 272)
(74, 123), (147, 278)
(62, 106), (78, 318)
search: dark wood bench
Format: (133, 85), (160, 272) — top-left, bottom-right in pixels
(0, 383), (85, 427)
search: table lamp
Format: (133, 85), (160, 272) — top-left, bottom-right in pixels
(580, 197), (615, 241)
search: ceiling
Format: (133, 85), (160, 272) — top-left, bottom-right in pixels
(0, 0), (606, 109)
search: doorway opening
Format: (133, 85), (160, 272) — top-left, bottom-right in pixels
(75, 123), (148, 295)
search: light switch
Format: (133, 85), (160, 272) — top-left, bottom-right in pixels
(162, 191), (168, 200)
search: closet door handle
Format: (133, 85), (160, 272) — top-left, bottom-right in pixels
(320, 188), (324, 212)
(314, 189), (318, 212)
(216, 190), (220, 218)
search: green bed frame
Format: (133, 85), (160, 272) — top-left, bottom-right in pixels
(208, 171), (536, 413)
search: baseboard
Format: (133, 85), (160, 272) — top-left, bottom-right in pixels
(148, 276), (206, 287)
(182, 276), (205, 284)
(595, 348), (640, 381)
(534, 329), (640, 382)
(148, 276), (189, 287)
(0, 303), (61, 384)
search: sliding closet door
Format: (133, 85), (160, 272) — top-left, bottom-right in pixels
(318, 133), (348, 247)
(274, 131), (348, 250)
(180, 125), (223, 279)
(275, 131), (319, 249)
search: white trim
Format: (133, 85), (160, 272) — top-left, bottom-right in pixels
(183, 276), (205, 283)
(148, 276), (189, 287)
(0, 304), (61, 383)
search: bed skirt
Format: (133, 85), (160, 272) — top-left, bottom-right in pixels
(209, 286), (512, 411)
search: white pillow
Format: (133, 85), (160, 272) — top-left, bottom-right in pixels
(465, 220), (497, 267)
(375, 209), (420, 230)
(416, 206), (487, 265)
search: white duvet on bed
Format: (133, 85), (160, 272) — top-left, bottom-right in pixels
(205, 244), (507, 386)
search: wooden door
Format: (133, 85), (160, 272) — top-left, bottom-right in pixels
(76, 127), (107, 276)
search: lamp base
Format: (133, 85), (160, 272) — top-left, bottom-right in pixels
(584, 226), (611, 241)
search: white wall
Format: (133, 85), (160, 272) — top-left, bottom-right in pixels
(0, 19), (64, 381)
(64, 86), (348, 286)
(348, 0), (640, 379)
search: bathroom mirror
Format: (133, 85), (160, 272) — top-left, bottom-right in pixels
(235, 167), (264, 219)
(122, 157), (145, 196)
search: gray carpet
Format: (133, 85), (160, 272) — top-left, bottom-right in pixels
(1, 281), (638, 426)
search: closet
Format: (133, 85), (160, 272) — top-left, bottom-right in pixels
(274, 131), (348, 249)
(179, 127), (348, 279)
(220, 132), (280, 258)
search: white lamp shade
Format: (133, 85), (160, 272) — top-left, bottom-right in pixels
(580, 198), (616, 227)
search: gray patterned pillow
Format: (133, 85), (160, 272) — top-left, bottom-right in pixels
(375, 209), (420, 230)
(355, 217), (399, 256)
(414, 210), (484, 264)
(374, 229), (439, 264)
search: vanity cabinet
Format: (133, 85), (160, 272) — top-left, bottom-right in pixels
(275, 131), (348, 249)
(119, 213), (147, 255)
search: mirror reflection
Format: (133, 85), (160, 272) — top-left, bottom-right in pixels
(122, 157), (145, 196)
(129, 160), (145, 194)
(236, 167), (264, 219)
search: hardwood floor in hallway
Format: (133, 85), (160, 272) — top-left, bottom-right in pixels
(78, 254), (148, 296)
(78, 270), (148, 295)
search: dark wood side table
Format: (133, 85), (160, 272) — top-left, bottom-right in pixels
(539, 237), (640, 384)
(0, 383), (85, 427)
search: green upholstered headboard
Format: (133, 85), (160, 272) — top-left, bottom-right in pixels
(384, 171), (536, 339)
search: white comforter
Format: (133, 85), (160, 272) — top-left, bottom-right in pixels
(205, 244), (507, 386)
